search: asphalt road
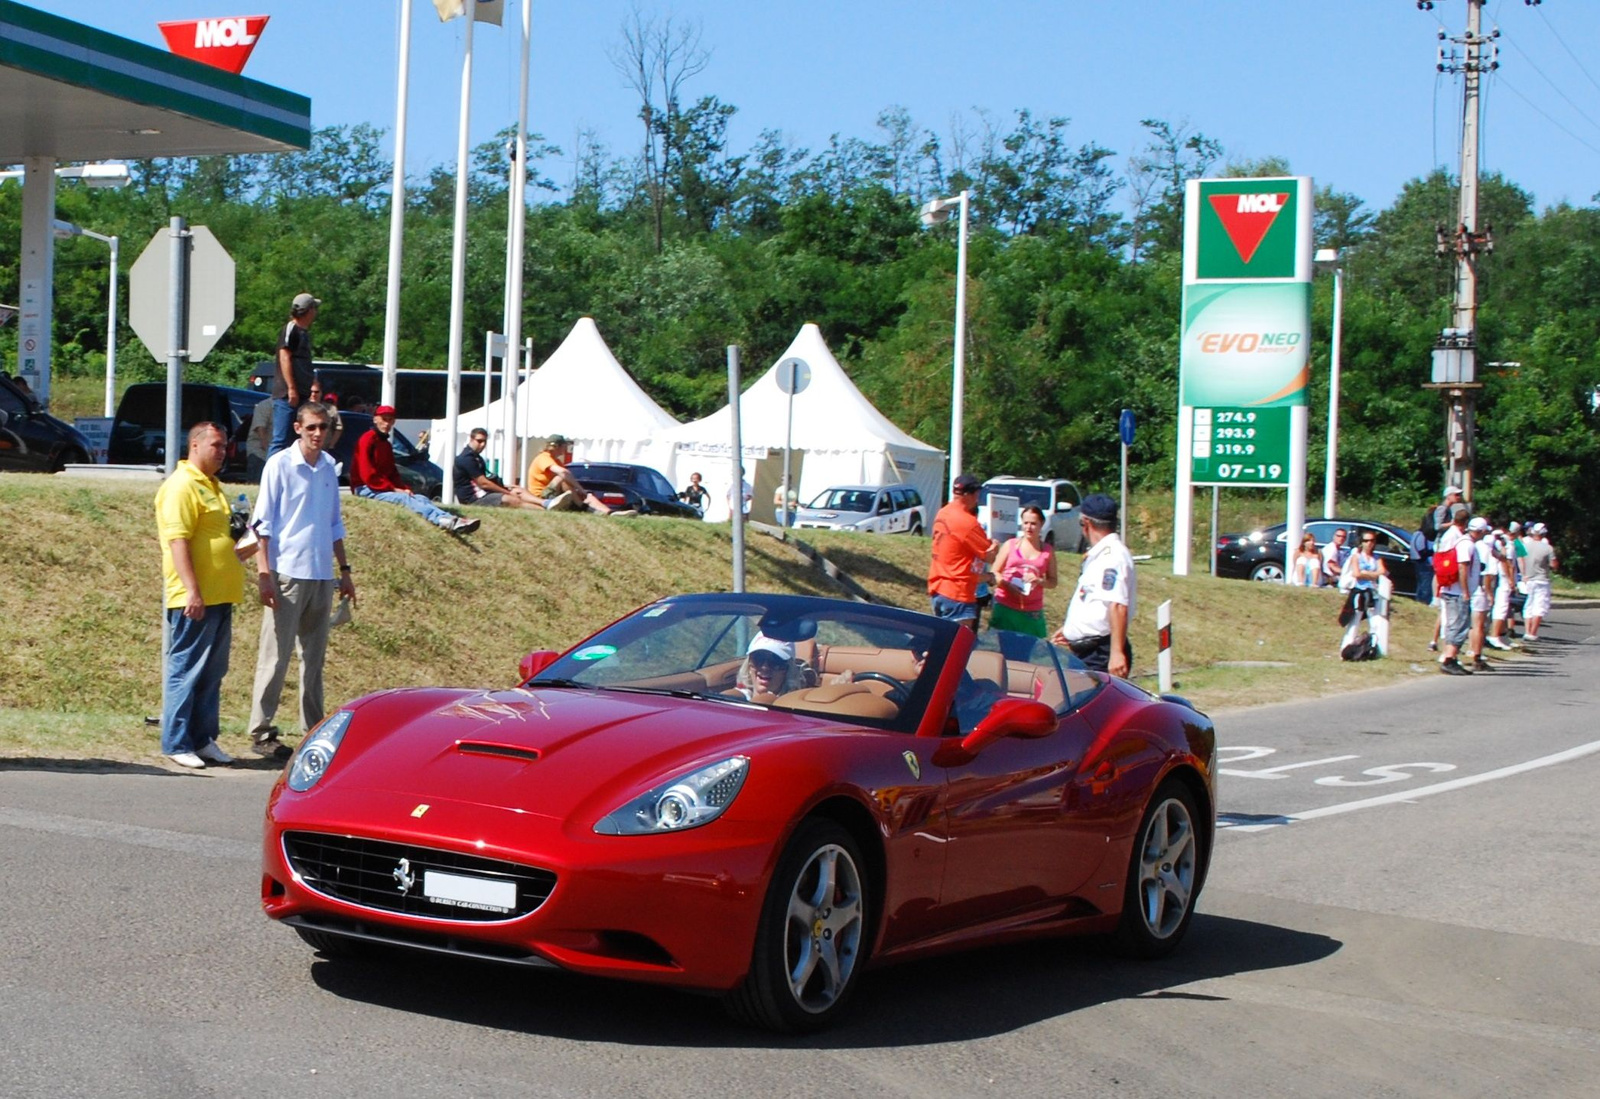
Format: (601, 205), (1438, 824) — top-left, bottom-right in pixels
(3, 610), (1597, 1098)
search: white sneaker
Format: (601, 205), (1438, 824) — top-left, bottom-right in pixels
(1485, 636), (1512, 651)
(166, 751), (205, 769)
(196, 741), (235, 764)
(545, 491), (576, 512)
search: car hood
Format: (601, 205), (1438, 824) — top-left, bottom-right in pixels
(321, 686), (811, 820)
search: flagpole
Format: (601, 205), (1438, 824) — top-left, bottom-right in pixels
(442, 0), (475, 505)
(381, 0), (413, 409)
(503, 0), (531, 484)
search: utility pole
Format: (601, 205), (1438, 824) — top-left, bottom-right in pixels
(1424, 0), (1499, 501)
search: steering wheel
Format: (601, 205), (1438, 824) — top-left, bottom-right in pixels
(850, 672), (909, 707)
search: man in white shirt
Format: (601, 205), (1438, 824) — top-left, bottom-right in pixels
(1052, 493), (1136, 677)
(247, 401), (356, 758)
(1465, 516), (1496, 671)
(1320, 528), (1350, 586)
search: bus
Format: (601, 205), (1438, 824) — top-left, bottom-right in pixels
(248, 360), (519, 440)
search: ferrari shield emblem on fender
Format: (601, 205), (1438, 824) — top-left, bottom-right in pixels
(902, 750), (921, 780)
(411, 803), (430, 818)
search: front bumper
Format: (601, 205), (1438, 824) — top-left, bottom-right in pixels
(261, 783), (780, 991)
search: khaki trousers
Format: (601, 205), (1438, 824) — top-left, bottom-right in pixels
(248, 575), (336, 738)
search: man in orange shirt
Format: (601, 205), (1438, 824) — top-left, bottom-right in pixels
(927, 473), (997, 630)
(525, 435), (634, 516)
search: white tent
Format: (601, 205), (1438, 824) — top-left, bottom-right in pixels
(651, 323), (946, 523)
(429, 317), (678, 477)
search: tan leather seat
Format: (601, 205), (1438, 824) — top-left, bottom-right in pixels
(774, 682), (899, 720)
(965, 650), (1007, 691)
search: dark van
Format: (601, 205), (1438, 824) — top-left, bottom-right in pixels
(108, 382), (265, 480)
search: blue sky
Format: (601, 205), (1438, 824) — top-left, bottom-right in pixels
(39, 0), (1600, 214)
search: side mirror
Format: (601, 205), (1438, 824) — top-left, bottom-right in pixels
(518, 649), (561, 682)
(1056, 501), (1071, 511)
(932, 698), (1057, 766)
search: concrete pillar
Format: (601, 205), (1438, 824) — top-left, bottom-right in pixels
(17, 157), (56, 406)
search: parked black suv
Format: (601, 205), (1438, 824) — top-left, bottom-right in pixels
(0, 375), (93, 473)
(108, 382), (265, 481)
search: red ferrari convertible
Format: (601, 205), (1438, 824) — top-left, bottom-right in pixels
(261, 593), (1216, 1032)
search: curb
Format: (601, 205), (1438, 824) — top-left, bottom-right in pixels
(749, 523), (877, 604)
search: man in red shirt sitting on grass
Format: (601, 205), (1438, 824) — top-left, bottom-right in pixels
(350, 405), (478, 535)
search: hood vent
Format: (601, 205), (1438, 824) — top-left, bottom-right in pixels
(454, 740), (542, 763)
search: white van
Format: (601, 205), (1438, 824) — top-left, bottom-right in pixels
(976, 477), (1086, 550)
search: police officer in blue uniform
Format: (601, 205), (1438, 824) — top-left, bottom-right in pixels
(1052, 493), (1137, 677)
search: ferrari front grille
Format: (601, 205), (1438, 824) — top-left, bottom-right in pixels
(282, 831), (556, 922)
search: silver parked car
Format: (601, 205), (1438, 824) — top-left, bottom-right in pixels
(793, 485), (928, 534)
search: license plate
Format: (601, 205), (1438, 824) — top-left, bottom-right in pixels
(423, 870), (516, 914)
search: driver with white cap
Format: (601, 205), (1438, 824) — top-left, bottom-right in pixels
(732, 634), (817, 700)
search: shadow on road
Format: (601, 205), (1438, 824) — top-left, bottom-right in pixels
(307, 911), (1341, 1047)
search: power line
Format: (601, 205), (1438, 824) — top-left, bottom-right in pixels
(1493, 75), (1600, 158)
(1533, 4), (1600, 97)
(1498, 32), (1600, 136)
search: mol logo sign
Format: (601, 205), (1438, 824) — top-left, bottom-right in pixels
(1194, 179), (1301, 279)
(158, 16), (270, 75)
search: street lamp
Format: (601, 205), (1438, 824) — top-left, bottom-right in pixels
(919, 189), (970, 495)
(1314, 247), (1344, 518)
(53, 220), (120, 417)
(0, 162), (131, 188)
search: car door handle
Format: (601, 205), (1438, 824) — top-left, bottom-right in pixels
(1093, 761), (1116, 783)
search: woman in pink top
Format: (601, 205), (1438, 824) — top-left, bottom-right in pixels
(989, 505), (1058, 637)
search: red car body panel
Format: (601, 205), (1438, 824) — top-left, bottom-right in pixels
(262, 596), (1216, 996)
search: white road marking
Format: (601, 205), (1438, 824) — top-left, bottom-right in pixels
(0, 806), (256, 860)
(1226, 738), (1600, 832)
(1220, 754), (1359, 779)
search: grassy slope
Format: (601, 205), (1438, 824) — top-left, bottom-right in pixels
(0, 476), (1565, 762)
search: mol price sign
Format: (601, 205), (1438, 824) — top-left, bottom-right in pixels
(1190, 407), (1291, 487)
(158, 16), (269, 74)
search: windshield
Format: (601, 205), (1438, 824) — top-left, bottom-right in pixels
(529, 594), (954, 733)
(806, 489), (876, 513)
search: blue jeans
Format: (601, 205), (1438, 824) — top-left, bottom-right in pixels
(930, 593), (977, 623)
(161, 604), (233, 755)
(354, 484), (453, 527)
(268, 398), (296, 456)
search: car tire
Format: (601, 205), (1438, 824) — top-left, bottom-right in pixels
(725, 818), (870, 1033)
(1112, 779), (1203, 960)
(51, 448), (87, 472)
(1249, 561), (1286, 583)
(910, 519), (923, 536)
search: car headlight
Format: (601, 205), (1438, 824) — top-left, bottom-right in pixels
(594, 756), (749, 835)
(287, 709), (353, 792)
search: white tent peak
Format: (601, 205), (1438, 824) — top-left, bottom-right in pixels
(734, 322), (932, 451)
(429, 316), (678, 466)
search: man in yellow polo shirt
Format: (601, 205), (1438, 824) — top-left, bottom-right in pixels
(155, 422), (246, 769)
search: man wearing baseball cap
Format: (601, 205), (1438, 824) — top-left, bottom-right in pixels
(351, 405), (479, 534)
(1053, 493), (1137, 677)
(269, 292), (321, 457)
(525, 435), (633, 516)
(927, 474), (997, 630)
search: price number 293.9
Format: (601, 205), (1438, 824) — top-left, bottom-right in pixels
(1216, 463), (1283, 481)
